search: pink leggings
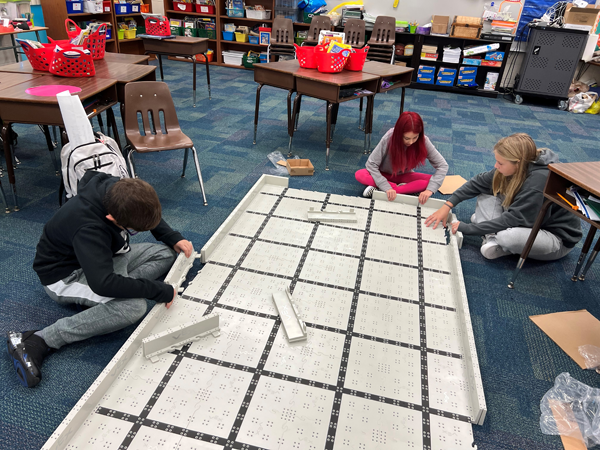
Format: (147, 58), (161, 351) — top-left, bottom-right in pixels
(355, 169), (432, 194)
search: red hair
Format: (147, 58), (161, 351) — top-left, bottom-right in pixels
(388, 111), (428, 174)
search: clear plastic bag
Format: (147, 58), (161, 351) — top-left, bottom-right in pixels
(540, 372), (600, 448)
(579, 345), (600, 371)
(265, 151), (298, 176)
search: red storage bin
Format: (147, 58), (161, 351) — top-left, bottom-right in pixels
(103, 1), (111, 12)
(346, 46), (369, 71)
(18, 40), (56, 72)
(65, 19), (106, 60)
(195, 4), (215, 14)
(173, 1), (193, 12)
(315, 45), (350, 73)
(50, 47), (95, 78)
(145, 15), (170, 36)
(294, 43), (317, 69)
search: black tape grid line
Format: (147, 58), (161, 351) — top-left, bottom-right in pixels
(203, 260), (458, 314)
(245, 209), (446, 247)
(228, 232), (452, 276)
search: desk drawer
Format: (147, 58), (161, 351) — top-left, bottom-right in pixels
(254, 69), (295, 90)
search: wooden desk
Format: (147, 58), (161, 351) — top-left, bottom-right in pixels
(253, 60), (302, 147)
(291, 69), (380, 170)
(103, 52), (150, 65)
(509, 162), (600, 288)
(0, 26), (49, 63)
(0, 73), (42, 212)
(0, 76), (118, 212)
(140, 36), (211, 106)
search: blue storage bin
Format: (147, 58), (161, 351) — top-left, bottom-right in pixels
(222, 31), (234, 41)
(115, 2), (132, 15)
(131, 3), (140, 13)
(66, 1), (84, 14)
(106, 27), (112, 40)
(226, 8), (244, 17)
(260, 53), (268, 63)
(249, 35), (259, 44)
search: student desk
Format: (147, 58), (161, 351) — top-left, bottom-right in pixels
(0, 76), (118, 212)
(140, 36), (211, 106)
(103, 52), (150, 65)
(361, 62), (414, 131)
(252, 60), (302, 146)
(290, 69), (380, 170)
(0, 26), (50, 63)
(508, 161), (600, 288)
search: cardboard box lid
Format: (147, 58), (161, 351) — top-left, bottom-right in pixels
(432, 15), (450, 25)
(453, 16), (483, 27)
(565, 3), (600, 25)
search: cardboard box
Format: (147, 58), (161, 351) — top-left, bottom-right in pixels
(459, 66), (478, 76)
(287, 159), (314, 176)
(564, 3), (600, 27)
(431, 15), (449, 35)
(417, 75), (435, 84)
(417, 65), (435, 75)
(485, 51), (504, 61)
(481, 60), (502, 67)
(463, 58), (482, 66)
(394, 61), (407, 67)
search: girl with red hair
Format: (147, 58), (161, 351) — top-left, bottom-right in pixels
(355, 111), (448, 204)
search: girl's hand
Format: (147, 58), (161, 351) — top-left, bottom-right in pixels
(386, 189), (397, 202)
(174, 240), (193, 258)
(418, 190), (433, 205)
(451, 221), (460, 234)
(424, 205), (451, 229)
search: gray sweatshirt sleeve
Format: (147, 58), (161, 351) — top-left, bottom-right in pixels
(365, 128), (394, 192)
(423, 136), (449, 193)
(448, 169), (495, 207)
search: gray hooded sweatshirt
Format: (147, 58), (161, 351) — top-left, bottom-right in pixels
(365, 128), (449, 193)
(449, 149), (582, 248)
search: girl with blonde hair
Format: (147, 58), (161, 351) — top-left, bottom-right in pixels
(425, 133), (582, 260)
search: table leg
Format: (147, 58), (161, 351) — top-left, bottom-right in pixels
(10, 34), (18, 63)
(358, 97), (363, 131)
(0, 177), (7, 213)
(508, 198), (553, 289)
(42, 125), (59, 175)
(97, 113), (106, 134)
(253, 84), (263, 145)
(363, 95), (374, 154)
(579, 232), (600, 281)
(106, 108), (122, 153)
(400, 87), (406, 115)
(203, 52), (211, 100)
(2, 123), (17, 211)
(286, 89), (293, 137)
(571, 227), (597, 281)
(325, 101), (333, 171)
(331, 103), (339, 144)
(192, 56), (197, 108)
(294, 95), (301, 131)
(288, 93), (302, 157)
(158, 54), (164, 80)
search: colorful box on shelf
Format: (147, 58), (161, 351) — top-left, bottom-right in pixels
(462, 58), (481, 66)
(235, 31), (248, 42)
(245, 7), (271, 20)
(259, 52), (268, 63)
(459, 66), (477, 76)
(66, 1), (84, 14)
(226, 8), (245, 18)
(106, 27), (112, 39)
(173, 1), (193, 12)
(222, 30), (234, 41)
(457, 66), (478, 86)
(115, 2), (132, 15)
(222, 50), (245, 65)
(103, 1), (111, 12)
(130, 3), (141, 13)
(417, 65), (435, 76)
(485, 51), (504, 61)
(196, 4), (215, 14)
(249, 35), (259, 44)
(436, 67), (457, 85)
(83, 0), (103, 13)
(124, 28), (137, 39)
(481, 60), (502, 67)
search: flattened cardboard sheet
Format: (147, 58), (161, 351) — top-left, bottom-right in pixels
(530, 310), (600, 369)
(439, 175), (467, 195)
(549, 399), (587, 450)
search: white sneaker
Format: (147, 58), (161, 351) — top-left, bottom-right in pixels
(471, 213), (476, 223)
(480, 237), (512, 260)
(363, 186), (376, 198)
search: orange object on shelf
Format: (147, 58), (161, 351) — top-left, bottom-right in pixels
(141, 4), (150, 13)
(196, 51), (214, 62)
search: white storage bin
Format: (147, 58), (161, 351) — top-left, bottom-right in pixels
(83, 0), (104, 13)
(222, 50), (245, 66)
(245, 8), (272, 20)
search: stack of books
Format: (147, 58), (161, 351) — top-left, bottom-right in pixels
(442, 46), (461, 64)
(567, 187), (600, 221)
(421, 44), (438, 62)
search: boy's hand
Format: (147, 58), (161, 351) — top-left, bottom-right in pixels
(165, 286), (176, 309)
(174, 240), (193, 258)
(386, 189), (397, 202)
(418, 190), (433, 205)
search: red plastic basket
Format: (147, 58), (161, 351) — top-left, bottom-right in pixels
(65, 19), (106, 60)
(294, 43), (317, 69)
(50, 47), (95, 78)
(145, 16), (170, 36)
(18, 40), (55, 71)
(315, 45), (350, 73)
(346, 45), (369, 71)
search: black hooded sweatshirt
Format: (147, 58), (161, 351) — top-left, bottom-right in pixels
(33, 171), (183, 303)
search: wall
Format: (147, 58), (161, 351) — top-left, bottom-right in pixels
(152, 0), (165, 15)
(0, 2), (46, 65)
(324, 0), (487, 26)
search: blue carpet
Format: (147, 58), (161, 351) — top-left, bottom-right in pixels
(1, 58), (599, 450)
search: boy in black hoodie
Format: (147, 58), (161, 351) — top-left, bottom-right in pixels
(7, 171), (192, 388)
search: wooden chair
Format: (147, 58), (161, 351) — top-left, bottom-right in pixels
(302, 15), (332, 46)
(343, 18), (365, 48)
(123, 81), (208, 206)
(267, 16), (295, 61)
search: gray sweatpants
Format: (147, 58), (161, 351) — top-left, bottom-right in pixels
(38, 243), (177, 349)
(473, 194), (573, 261)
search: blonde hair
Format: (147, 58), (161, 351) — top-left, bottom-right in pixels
(492, 133), (543, 208)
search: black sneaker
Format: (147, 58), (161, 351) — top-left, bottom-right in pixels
(6, 330), (50, 388)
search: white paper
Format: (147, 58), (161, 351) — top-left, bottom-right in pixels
(56, 91), (96, 149)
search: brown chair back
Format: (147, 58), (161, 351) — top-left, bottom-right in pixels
(343, 19), (365, 48)
(124, 81), (182, 144)
(368, 16), (396, 46)
(272, 16), (294, 45)
(305, 15), (332, 44)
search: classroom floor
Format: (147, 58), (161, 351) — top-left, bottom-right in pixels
(1, 59), (600, 450)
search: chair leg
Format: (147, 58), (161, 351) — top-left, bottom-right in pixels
(97, 114), (106, 134)
(190, 146), (208, 206)
(390, 45), (395, 64)
(267, 44), (270, 62)
(182, 148), (189, 178)
(126, 147), (137, 178)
